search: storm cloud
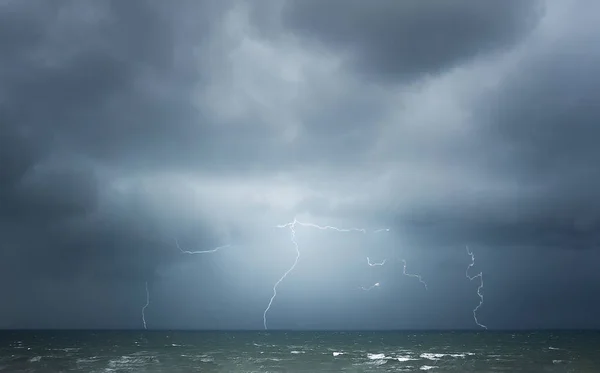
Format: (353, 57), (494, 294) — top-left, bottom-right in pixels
(1, 0), (599, 330)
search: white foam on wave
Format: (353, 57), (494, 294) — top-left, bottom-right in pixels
(104, 353), (160, 371)
(397, 355), (418, 362)
(366, 352), (421, 363)
(369, 359), (388, 366)
(194, 354), (214, 363)
(332, 352), (343, 357)
(420, 352), (468, 360)
(76, 356), (100, 365)
(420, 353), (444, 361)
(420, 365), (438, 370)
(28, 356), (42, 363)
(290, 350), (305, 354)
(49, 347), (80, 353)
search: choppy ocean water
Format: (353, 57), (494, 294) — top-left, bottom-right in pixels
(1, 330), (599, 372)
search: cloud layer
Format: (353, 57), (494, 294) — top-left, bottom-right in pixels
(1, 0), (599, 329)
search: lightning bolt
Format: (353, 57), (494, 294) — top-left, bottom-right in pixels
(141, 281), (149, 330)
(401, 259), (428, 290)
(288, 219), (368, 234)
(264, 219), (300, 330)
(265, 218), (379, 330)
(359, 282), (380, 291)
(170, 238), (231, 330)
(175, 238), (231, 255)
(367, 257), (387, 266)
(465, 246), (487, 330)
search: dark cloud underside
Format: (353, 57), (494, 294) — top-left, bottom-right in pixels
(281, 0), (544, 81)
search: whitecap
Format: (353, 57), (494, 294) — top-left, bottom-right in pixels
(76, 356), (100, 364)
(420, 365), (438, 370)
(420, 352), (466, 360)
(106, 354), (159, 370)
(332, 352), (343, 357)
(396, 355), (418, 362)
(28, 356), (41, 363)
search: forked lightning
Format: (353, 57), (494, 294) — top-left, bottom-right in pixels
(141, 281), (149, 330)
(265, 218), (384, 329)
(401, 259), (428, 290)
(367, 257), (387, 266)
(465, 246), (487, 329)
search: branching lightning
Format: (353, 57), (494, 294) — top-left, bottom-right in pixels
(362, 257), (386, 292)
(367, 257), (386, 266)
(263, 219), (301, 330)
(264, 218), (379, 330)
(401, 259), (428, 290)
(288, 219), (368, 234)
(141, 281), (149, 330)
(465, 246), (487, 330)
(359, 282), (380, 291)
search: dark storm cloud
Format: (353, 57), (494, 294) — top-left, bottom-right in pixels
(412, 19), (600, 252)
(2, 0), (600, 330)
(280, 0), (543, 82)
(0, 0), (223, 166)
(0, 0), (231, 284)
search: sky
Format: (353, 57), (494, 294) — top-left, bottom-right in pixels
(1, 0), (600, 330)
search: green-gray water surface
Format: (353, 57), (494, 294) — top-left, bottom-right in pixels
(1, 330), (599, 372)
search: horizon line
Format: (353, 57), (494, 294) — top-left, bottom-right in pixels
(2, 328), (599, 332)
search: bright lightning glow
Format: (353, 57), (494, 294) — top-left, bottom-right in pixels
(465, 246), (487, 330)
(401, 259), (428, 290)
(141, 281), (149, 330)
(367, 257), (387, 266)
(264, 218), (374, 330)
(360, 282), (380, 291)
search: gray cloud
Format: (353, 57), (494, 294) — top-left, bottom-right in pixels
(280, 0), (544, 82)
(1, 0), (599, 330)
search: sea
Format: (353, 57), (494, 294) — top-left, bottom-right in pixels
(1, 330), (599, 372)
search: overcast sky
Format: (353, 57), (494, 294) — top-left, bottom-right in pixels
(1, 0), (600, 330)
